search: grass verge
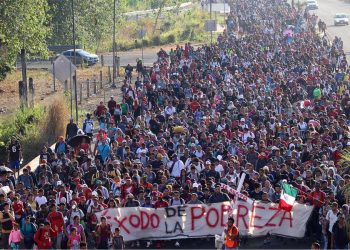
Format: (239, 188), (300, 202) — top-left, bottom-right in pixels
(0, 96), (69, 165)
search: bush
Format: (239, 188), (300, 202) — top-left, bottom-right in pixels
(167, 34), (176, 43)
(142, 39), (149, 47)
(180, 27), (192, 40)
(152, 35), (161, 46)
(0, 106), (45, 164)
(0, 96), (69, 165)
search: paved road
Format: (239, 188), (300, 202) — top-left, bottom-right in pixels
(17, 2), (197, 70)
(16, 50), (158, 70)
(309, 0), (350, 55)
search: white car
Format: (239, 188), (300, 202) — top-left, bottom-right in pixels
(306, 0), (318, 10)
(334, 13), (349, 26)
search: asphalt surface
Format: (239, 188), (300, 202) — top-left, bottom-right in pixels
(125, 235), (312, 249)
(308, 0), (350, 56)
(17, 2), (196, 70)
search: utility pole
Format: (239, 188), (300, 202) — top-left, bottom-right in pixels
(210, 0), (213, 45)
(112, 0), (117, 88)
(72, 0), (78, 124)
(224, 0), (226, 30)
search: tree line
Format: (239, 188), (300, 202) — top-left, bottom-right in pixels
(0, 0), (180, 80)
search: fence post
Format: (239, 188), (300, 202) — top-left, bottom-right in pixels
(108, 66), (112, 83)
(93, 76), (97, 95)
(101, 55), (104, 67)
(116, 56), (120, 77)
(28, 77), (34, 108)
(99, 70), (103, 89)
(18, 81), (25, 109)
(87, 79), (90, 98)
(79, 82), (83, 104)
(52, 61), (56, 92)
(64, 80), (68, 92)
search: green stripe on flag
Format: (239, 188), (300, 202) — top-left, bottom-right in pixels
(282, 182), (298, 198)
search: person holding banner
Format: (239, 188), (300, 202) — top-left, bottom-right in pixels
(223, 217), (239, 250)
(209, 184), (230, 203)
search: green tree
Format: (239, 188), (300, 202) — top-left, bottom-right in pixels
(47, 0), (127, 53)
(0, 0), (51, 80)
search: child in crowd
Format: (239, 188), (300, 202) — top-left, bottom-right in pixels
(9, 223), (23, 250)
(113, 227), (125, 249)
(68, 227), (81, 250)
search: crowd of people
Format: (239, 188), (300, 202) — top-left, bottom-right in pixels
(1, 0), (350, 249)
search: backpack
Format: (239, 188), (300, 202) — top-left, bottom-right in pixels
(170, 198), (184, 206)
(84, 119), (93, 134)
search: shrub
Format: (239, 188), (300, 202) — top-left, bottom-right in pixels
(152, 35), (161, 46)
(142, 39), (149, 47)
(167, 34), (176, 43)
(0, 96), (70, 165)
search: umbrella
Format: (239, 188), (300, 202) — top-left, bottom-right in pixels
(0, 165), (13, 174)
(67, 134), (91, 148)
(308, 120), (320, 128)
(283, 29), (294, 37)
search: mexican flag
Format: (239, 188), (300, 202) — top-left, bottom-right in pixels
(279, 182), (298, 211)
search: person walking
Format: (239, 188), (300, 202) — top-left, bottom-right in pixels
(223, 217), (239, 250)
(0, 202), (15, 249)
(66, 118), (78, 140)
(21, 216), (37, 249)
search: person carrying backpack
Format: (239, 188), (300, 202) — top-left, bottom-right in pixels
(55, 136), (68, 155)
(83, 114), (94, 138)
(95, 216), (112, 249)
(34, 222), (55, 249)
(21, 216), (37, 249)
(169, 191), (185, 206)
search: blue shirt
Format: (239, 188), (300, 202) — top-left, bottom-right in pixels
(97, 144), (110, 163)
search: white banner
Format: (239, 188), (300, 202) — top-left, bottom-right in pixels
(220, 183), (254, 205)
(96, 201), (313, 242)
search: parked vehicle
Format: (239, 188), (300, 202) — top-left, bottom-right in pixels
(61, 49), (99, 66)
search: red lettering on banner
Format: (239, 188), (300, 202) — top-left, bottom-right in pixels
(221, 204), (231, 226)
(114, 217), (130, 234)
(236, 204), (249, 229)
(191, 206), (205, 230)
(206, 208), (219, 227)
(129, 214), (141, 228)
(279, 211), (293, 228)
(140, 211), (150, 229)
(150, 214), (160, 228)
(249, 205), (264, 229)
(265, 207), (280, 227)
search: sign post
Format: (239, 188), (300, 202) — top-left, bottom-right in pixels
(205, 20), (217, 45)
(49, 55), (77, 118)
(139, 29), (146, 62)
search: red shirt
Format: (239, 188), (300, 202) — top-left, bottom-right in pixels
(47, 211), (64, 236)
(309, 190), (326, 208)
(190, 101), (200, 113)
(12, 201), (24, 217)
(121, 184), (136, 199)
(34, 228), (55, 249)
(154, 200), (168, 208)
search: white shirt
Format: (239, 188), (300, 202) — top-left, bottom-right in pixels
(326, 209), (339, 232)
(165, 106), (176, 116)
(242, 131), (255, 143)
(167, 160), (185, 177)
(215, 164), (225, 176)
(35, 195), (47, 207)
